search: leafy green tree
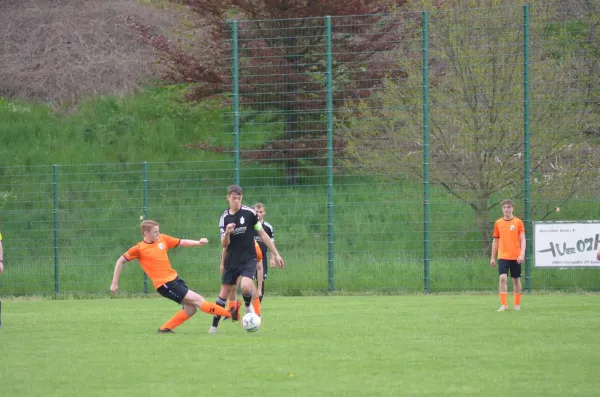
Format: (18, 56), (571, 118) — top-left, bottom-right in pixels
(339, 1), (600, 244)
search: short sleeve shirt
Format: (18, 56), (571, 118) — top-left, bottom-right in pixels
(254, 221), (274, 254)
(219, 206), (260, 267)
(493, 217), (525, 260)
(123, 234), (180, 289)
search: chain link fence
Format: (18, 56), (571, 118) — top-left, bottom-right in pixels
(1, 2), (599, 296)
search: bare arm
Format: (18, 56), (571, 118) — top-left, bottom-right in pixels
(269, 248), (276, 268)
(256, 257), (264, 295)
(220, 247), (226, 275)
(110, 256), (128, 293)
(258, 228), (284, 268)
(266, 236), (276, 268)
(490, 238), (499, 267)
(597, 248), (600, 261)
(222, 223), (235, 248)
(179, 238), (208, 248)
(518, 232), (526, 264)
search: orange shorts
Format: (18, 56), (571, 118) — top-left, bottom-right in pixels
(255, 240), (263, 262)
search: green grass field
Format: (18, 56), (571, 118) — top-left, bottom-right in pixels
(1, 295), (599, 397)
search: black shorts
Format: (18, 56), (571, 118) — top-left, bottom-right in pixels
(156, 277), (189, 304)
(222, 259), (257, 285)
(498, 259), (522, 278)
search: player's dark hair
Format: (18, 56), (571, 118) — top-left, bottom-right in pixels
(501, 199), (514, 207)
(227, 185), (243, 196)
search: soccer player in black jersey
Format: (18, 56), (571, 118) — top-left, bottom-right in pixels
(223, 202), (277, 318)
(253, 202), (275, 302)
(209, 185), (284, 333)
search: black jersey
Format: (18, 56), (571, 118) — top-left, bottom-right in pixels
(219, 205), (260, 268)
(254, 221), (274, 255)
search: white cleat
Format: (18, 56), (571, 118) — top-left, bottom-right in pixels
(208, 326), (218, 334)
(497, 305), (509, 312)
(514, 305), (520, 311)
(246, 304), (255, 314)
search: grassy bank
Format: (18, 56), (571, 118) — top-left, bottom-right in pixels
(1, 87), (599, 296)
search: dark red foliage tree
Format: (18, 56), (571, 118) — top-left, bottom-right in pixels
(130, 0), (407, 184)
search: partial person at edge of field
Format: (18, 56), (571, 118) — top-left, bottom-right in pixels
(0, 231), (4, 327)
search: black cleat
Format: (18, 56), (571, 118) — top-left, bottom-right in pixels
(229, 299), (241, 322)
(158, 328), (175, 334)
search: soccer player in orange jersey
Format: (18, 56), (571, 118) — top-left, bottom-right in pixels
(110, 220), (240, 333)
(490, 199), (526, 311)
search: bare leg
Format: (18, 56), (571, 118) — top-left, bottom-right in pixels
(498, 274), (508, 310)
(499, 274), (508, 293)
(512, 277), (522, 294)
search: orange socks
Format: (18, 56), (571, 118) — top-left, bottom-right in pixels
(514, 293), (521, 306)
(159, 310), (190, 331)
(252, 297), (261, 316)
(201, 301), (232, 318)
(500, 292), (508, 306)
(159, 303), (234, 331)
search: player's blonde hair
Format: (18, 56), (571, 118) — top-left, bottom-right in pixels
(140, 220), (159, 234)
(253, 202), (265, 210)
(501, 199), (514, 207)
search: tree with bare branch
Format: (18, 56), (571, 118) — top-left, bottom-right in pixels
(339, 1), (600, 246)
(0, 0), (179, 105)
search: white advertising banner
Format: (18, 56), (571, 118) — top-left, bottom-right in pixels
(534, 221), (600, 267)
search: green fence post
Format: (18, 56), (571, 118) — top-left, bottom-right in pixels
(53, 164), (59, 294)
(325, 16), (335, 293)
(523, 4), (532, 293)
(232, 20), (241, 185)
(422, 10), (431, 294)
(142, 161), (149, 294)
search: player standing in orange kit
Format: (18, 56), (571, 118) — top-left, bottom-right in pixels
(490, 199), (526, 311)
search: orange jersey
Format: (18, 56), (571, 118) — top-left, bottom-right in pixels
(493, 217), (525, 260)
(255, 240), (262, 262)
(123, 234), (181, 289)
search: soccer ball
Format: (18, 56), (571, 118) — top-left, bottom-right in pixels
(242, 312), (261, 332)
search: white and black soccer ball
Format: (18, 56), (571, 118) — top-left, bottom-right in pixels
(241, 312), (261, 332)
